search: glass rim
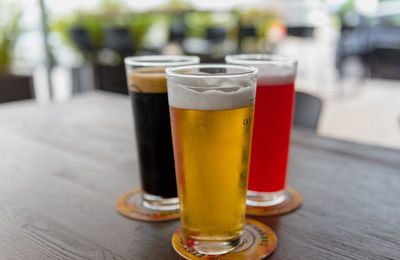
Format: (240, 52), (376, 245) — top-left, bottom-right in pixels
(165, 64), (259, 79)
(124, 55), (200, 67)
(225, 54), (297, 66)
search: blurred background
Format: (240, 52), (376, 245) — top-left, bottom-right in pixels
(1, 0), (399, 149)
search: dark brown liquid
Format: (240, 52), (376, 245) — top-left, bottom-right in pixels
(128, 68), (177, 198)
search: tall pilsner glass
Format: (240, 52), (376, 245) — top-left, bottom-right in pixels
(226, 54), (297, 207)
(124, 56), (199, 211)
(166, 64), (258, 254)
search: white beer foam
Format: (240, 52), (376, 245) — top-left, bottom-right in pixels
(168, 78), (256, 110)
(257, 65), (296, 86)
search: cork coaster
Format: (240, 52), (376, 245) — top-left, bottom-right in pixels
(172, 218), (277, 259)
(116, 189), (180, 222)
(246, 186), (302, 216)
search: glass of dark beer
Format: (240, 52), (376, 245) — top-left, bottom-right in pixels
(124, 56), (200, 212)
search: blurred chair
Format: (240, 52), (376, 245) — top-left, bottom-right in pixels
(169, 18), (186, 44)
(286, 26), (315, 38)
(202, 27), (228, 63)
(163, 18), (186, 55)
(92, 26), (133, 95)
(94, 64), (128, 95)
(293, 91), (322, 132)
(206, 27), (226, 43)
(239, 26), (256, 39)
(238, 25), (256, 52)
(103, 26), (134, 55)
(0, 75), (34, 103)
(70, 27), (93, 53)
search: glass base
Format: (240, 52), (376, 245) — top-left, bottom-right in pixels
(246, 186), (302, 216)
(142, 193), (179, 211)
(172, 219), (278, 259)
(117, 189), (180, 221)
(246, 190), (286, 207)
(183, 234), (242, 255)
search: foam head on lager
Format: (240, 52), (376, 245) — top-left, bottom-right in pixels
(124, 56), (199, 212)
(166, 64), (258, 255)
(226, 54), (298, 207)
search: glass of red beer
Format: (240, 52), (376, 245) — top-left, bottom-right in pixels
(226, 54), (297, 206)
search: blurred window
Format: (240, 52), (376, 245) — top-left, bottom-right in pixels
(375, 14), (400, 28)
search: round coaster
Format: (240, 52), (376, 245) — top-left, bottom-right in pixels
(116, 189), (180, 222)
(172, 218), (277, 259)
(246, 186), (302, 216)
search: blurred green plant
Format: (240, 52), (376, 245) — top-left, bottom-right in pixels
(336, 0), (355, 16)
(51, 13), (102, 50)
(159, 0), (193, 11)
(238, 9), (278, 39)
(50, 0), (282, 58)
(184, 11), (238, 38)
(50, 0), (194, 56)
(0, 1), (22, 73)
(50, 11), (164, 55)
(99, 0), (125, 12)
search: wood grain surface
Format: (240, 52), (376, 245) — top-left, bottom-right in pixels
(0, 91), (399, 260)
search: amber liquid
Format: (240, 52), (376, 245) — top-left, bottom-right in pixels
(170, 105), (254, 241)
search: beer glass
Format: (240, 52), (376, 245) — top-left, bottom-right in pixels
(166, 64), (258, 254)
(226, 54), (297, 207)
(124, 55), (199, 211)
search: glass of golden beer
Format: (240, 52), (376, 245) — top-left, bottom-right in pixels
(166, 64), (258, 255)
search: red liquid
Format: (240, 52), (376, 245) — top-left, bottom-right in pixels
(248, 83), (295, 192)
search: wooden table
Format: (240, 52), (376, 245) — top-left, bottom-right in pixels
(0, 92), (399, 259)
